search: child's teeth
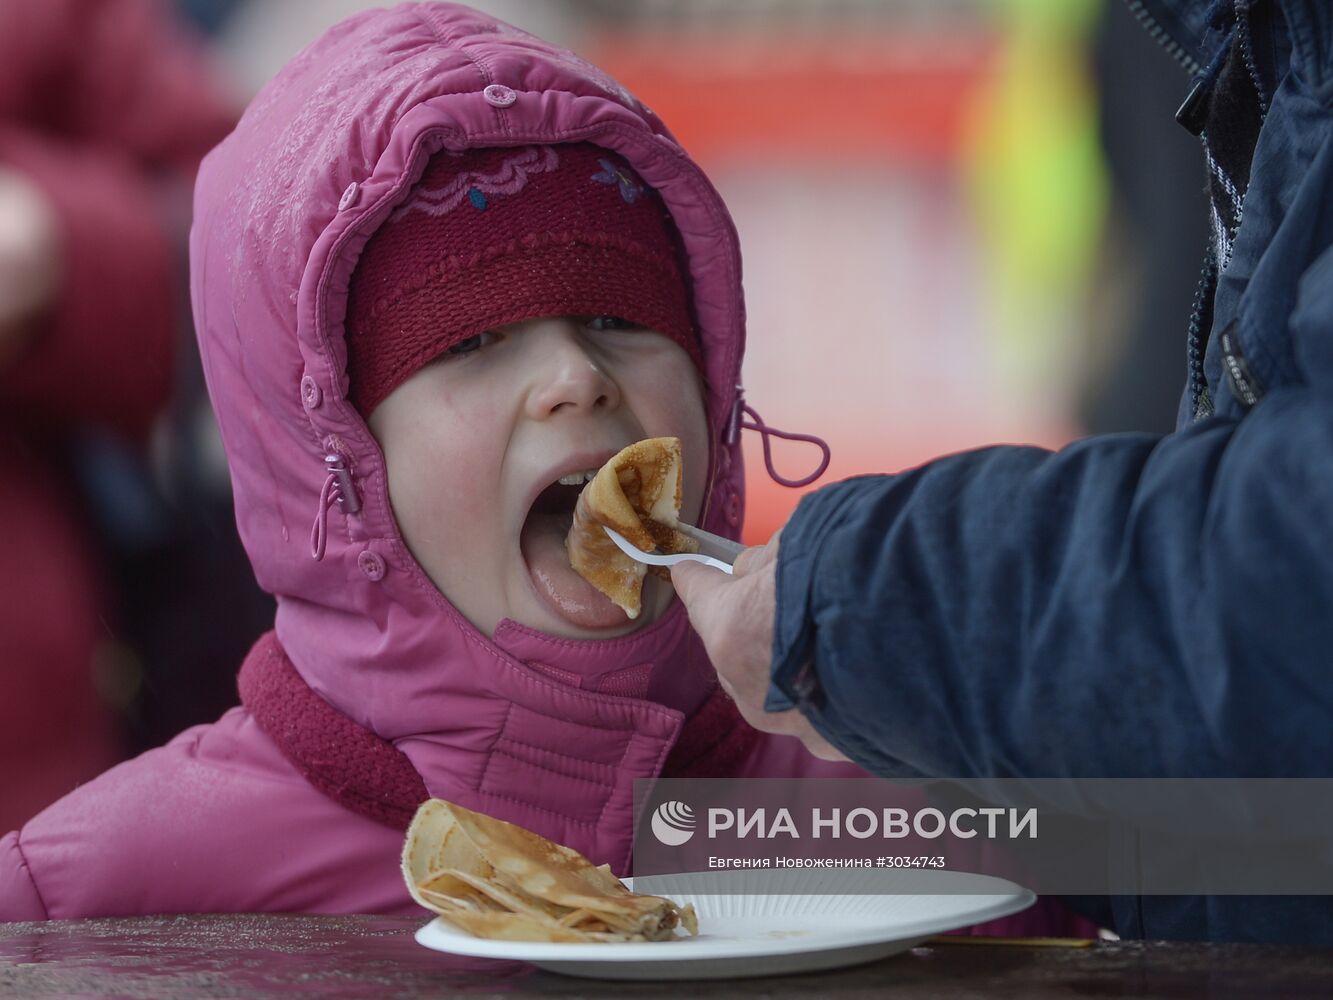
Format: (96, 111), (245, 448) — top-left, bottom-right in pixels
(558, 470), (598, 486)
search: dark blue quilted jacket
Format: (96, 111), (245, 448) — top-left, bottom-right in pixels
(770, 0), (1333, 944)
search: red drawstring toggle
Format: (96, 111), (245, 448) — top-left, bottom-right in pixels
(726, 387), (831, 488)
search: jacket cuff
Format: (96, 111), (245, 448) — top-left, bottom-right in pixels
(769, 478), (872, 711)
(768, 476), (933, 780)
(769, 491), (821, 711)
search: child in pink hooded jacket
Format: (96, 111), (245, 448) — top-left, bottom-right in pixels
(0, 3), (1090, 936)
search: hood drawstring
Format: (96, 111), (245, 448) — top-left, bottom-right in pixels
(726, 387), (831, 488)
(310, 453), (362, 561)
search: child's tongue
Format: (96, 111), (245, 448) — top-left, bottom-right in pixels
(520, 509), (629, 629)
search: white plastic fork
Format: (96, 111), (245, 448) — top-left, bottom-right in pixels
(603, 523), (744, 575)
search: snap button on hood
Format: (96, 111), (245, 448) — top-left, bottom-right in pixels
(300, 375), (322, 410)
(482, 83), (517, 107)
(357, 550), (386, 581)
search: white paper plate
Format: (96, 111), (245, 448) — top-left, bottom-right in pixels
(413, 868), (1035, 980)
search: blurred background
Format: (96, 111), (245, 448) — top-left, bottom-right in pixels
(0, 0), (1206, 829)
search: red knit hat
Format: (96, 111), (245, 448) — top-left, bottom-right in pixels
(345, 143), (700, 415)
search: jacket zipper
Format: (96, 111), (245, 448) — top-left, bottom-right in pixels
(1233, 0), (1269, 113)
(1185, 253), (1217, 420)
(1124, 0), (1203, 75)
(1126, 0), (1222, 420)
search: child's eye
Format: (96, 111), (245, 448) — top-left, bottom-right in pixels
(444, 330), (498, 358)
(586, 315), (642, 332)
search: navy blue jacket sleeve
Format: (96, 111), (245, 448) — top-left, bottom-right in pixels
(770, 350), (1333, 780)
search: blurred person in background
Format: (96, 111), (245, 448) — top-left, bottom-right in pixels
(0, 0), (237, 830)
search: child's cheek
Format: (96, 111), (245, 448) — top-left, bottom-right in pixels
(633, 364), (710, 521)
(428, 397), (507, 525)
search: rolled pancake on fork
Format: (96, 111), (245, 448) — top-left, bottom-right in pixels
(402, 799), (698, 942)
(565, 437), (698, 619)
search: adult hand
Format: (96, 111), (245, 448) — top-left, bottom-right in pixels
(0, 167), (61, 370)
(670, 530), (847, 762)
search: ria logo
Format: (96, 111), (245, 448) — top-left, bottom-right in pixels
(650, 800), (696, 846)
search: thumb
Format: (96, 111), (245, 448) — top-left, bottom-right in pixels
(669, 558), (732, 609)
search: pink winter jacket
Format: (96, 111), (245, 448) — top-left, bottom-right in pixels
(0, 2), (858, 921)
(0, 3), (1088, 937)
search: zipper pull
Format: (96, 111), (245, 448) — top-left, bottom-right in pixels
(324, 453), (362, 515)
(310, 453), (362, 561)
(1176, 9), (1240, 139)
(1175, 77), (1211, 136)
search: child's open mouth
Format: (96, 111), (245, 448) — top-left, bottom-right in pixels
(519, 470), (629, 629)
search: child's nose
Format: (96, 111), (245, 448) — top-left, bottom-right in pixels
(524, 320), (622, 419)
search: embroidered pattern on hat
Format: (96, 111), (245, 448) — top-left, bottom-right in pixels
(591, 158), (643, 204)
(390, 145), (560, 221)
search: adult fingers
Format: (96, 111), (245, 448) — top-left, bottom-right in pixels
(668, 559), (732, 612)
(732, 533), (780, 577)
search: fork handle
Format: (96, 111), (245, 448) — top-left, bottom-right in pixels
(675, 522), (747, 562)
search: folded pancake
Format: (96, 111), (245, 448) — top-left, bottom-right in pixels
(402, 799), (698, 943)
(565, 437), (698, 619)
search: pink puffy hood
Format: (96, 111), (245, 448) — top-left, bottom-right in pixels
(189, 2), (751, 866)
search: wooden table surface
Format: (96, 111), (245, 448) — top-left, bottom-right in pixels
(2, 913), (1331, 999)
